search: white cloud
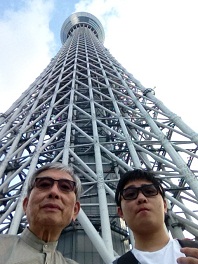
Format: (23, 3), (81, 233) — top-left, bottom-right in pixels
(0, 0), (55, 112)
(74, 0), (198, 131)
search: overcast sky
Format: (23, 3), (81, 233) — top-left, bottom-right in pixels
(0, 0), (198, 131)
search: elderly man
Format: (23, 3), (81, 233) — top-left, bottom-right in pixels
(0, 162), (81, 264)
(113, 169), (198, 264)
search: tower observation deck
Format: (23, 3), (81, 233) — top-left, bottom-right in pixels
(1, 11), (198, 264)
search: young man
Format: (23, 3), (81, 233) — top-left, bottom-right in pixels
(113, 169), (198, 264)
(0, 162), (81, 263)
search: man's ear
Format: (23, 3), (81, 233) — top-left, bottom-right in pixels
(23, 197), (29, 213)
(164, 198), (168, 213)
(72, 201), (81, 221)
(117, 206), (124, 219)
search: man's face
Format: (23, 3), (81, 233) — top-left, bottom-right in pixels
(23, 169), (80, 233)
(117, 179), (167, 234)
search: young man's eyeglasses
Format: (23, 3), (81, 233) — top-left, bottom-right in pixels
(33, 177), (76, 193)
(120, 184), (159, 201)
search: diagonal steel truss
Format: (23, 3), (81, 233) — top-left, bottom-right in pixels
(0, 12), (198, 264)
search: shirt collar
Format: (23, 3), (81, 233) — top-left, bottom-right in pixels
(20, 227), (58, 252)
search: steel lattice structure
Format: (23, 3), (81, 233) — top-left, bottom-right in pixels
(1, 12), (198, 264)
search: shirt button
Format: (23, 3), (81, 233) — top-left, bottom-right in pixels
(44, 244), (48, 248)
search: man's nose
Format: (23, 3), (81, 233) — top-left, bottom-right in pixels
(136, 191), (148, 203)
(48, 182), (60, 198)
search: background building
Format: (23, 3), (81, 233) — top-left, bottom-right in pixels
(0, 11), (198, 264)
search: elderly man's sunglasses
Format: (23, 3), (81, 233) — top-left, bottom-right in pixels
(34, 177), (76, 193)
(121, 184), (159, 201)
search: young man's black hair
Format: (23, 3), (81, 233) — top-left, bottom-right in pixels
(115, 169), (165, 206)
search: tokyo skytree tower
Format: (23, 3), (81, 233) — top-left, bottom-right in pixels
(1, 11), (198, 264)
